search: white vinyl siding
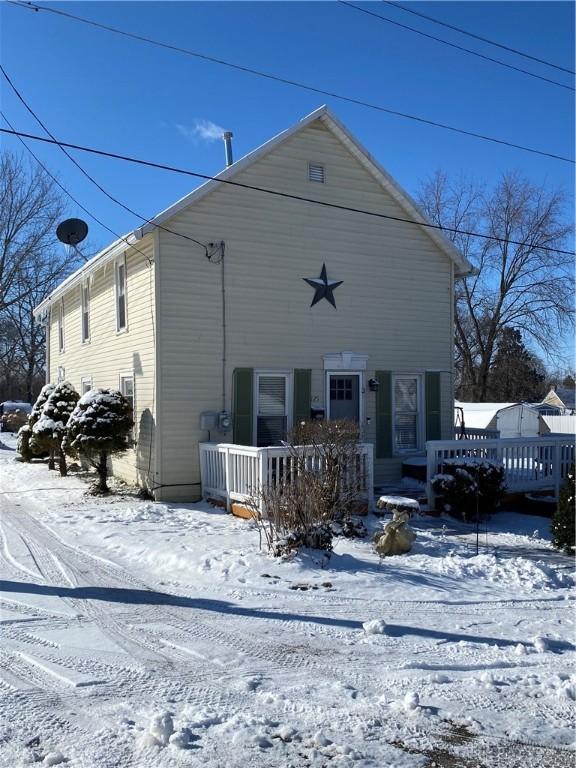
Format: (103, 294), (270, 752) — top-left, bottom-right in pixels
(393, 375), (422, 453)
(255, 373), (290, 447)
(115, 258), (127, 331)
(155, 119), (454, 497)
(81, 281), (90, 343)
(47, 236), (155, 488)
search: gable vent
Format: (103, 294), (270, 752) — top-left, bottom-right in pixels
(308, 163), (325, 183)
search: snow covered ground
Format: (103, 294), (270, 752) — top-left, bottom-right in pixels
(0, 433), (574, 767)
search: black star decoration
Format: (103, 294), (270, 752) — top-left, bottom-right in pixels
(303, 264), (343, 309)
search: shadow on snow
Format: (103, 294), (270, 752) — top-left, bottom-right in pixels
(1, 579), (573, 653)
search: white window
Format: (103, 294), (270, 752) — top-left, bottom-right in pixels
(393, 375), (422, 453)
(81, 377), (92, 395)
(120, 373), (134, 413)
(81, 281), (90, 342)
(58, 300), (65, 352)
(308, 162), (325, 183)
(57, 366), (65, 383)
(255, 373), (292, 447)
(115, 257), (127, 331)
(120, 372), (135, 441)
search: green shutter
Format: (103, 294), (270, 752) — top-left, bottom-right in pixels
(293, 369), (312, 426)
(233, 368), (253, 445)
(425, 371), (442, 441)
(375, 371), (392, 458)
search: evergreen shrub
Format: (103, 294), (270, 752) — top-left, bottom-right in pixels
(551, 465), (575, 554)
(31, 382), (79, 474)
(18, 384), (56, 462)
(432, 458), (505, 521)
(63, 388), (133, 494)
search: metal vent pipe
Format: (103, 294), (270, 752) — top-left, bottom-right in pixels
(222, 131), (233, 167)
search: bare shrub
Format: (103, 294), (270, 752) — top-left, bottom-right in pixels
(249, 420), (366, 557)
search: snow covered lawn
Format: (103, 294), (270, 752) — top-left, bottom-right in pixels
(0, 434), (574, 767)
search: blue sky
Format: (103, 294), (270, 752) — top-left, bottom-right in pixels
(1, 2), (574, 330)
(1, 1), (573, 242)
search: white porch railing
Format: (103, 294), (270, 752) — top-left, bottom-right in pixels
(200, 442), (375, 515)
(453, 427), (500, 440)
(427, 436), (575, 507)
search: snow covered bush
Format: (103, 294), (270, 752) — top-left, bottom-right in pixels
(30, 382), (79, 475)
(17, 383), (55, 462)
(249, 420), (365, 556)
(63, 388), (133, 494)
(551, 464), (575, 554)
(1, 407), (28, 433)
(432, 458), (505, 521)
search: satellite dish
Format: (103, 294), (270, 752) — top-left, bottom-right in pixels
(56, 218), (88, 246)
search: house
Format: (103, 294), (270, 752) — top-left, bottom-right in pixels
(542, 387), (576, 414)
(34, 106), (473, 501)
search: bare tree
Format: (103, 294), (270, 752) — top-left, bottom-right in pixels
(418, 171), (573, 401)
(0, 152), (82, 401)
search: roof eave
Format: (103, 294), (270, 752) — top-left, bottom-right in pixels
(33, 233), (140, 317)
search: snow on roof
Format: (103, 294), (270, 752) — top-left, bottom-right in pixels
(550, 387), (576, 409)
(35, 106), (472, 316)
(455, 401), (517, 429)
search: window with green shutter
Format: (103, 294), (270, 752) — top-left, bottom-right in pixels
(256, 374), (288, 446)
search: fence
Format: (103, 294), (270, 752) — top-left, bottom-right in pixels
(200, 442), (374, 515)
(427, 435), (575, 507)
(453, 427), (500, 440)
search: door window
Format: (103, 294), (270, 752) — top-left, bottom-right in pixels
(328, 375), (359, 422)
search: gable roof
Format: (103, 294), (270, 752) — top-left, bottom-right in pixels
(543, 387), (576, 410)
(35, 106), (473, 315)
(134, 105), (472, 274)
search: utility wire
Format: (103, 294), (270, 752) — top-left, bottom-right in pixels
(340, 2), (573, 92)
(7, 0), (573, 164)
(0, 109), (147, 265)
(0, 64), (211, 257)
(2, 126), (574, 258)
(383, 1), (576, 76)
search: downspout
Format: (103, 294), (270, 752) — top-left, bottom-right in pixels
(220, 131), (233, 415)
(221, 242), (226, 412)
(45, 307), (51, 384)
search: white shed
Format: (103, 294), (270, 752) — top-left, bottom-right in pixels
(495, 404), (541, 438)
(455, 401), (541, 438)
(455, 401), (515, 431)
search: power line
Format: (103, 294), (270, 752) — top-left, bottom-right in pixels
(383, 1), (576, 76)
(0, 64), (211, 257)
(339, 2), (573, 92)
(2, 125), (574, 258)
(1, 109), (146, 265)
(7, 0), (573, 164)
